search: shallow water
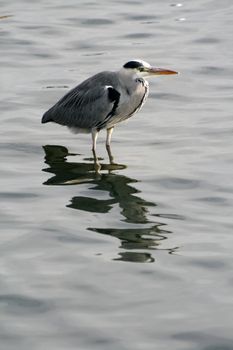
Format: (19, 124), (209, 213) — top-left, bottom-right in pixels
(1, 0), (233, 349)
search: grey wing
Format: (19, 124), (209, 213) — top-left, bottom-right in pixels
(42, 79), (120, 130)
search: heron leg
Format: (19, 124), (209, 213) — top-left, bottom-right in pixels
(92, 129), (98, 152)
(91, 129), (101, 171)
(106, 127), (114, 164)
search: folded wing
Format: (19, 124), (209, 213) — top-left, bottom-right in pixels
(41, 72), (121, 131)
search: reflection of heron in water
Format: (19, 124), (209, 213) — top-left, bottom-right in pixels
(42, 145), (179, 263)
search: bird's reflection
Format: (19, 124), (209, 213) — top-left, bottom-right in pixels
(42, 145), (178, 263)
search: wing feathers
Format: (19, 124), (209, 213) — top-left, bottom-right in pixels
(41, 72), (121, 130)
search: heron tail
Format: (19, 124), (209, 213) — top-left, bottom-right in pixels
(41, 110), (52, 123)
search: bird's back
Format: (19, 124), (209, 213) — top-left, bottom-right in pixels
(42, 71), (121, 130)
(41, 70), (148, 131)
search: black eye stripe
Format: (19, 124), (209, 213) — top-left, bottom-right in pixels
(123, 61), (144, 69)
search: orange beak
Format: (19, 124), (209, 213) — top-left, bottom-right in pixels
(148, 67), (178, 75)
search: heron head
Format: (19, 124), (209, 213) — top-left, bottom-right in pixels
(122, 59), (178, 78)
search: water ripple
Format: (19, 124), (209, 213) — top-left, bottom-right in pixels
(0, 295), (50, 315)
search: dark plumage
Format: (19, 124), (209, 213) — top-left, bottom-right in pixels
(42, 72), (120, 131)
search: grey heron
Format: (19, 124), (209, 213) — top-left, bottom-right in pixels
(42, 59), (177, 163)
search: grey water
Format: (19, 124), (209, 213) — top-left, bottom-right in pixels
(1, 0), (233, 349)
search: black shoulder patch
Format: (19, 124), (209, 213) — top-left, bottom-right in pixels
(107, 87), (120, 119)
(123, 60), (143, 69)
(107, 87), (120, 102)
(95, 87), (120, 131)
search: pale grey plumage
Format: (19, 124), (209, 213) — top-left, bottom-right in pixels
(42, 59), (177, 163)
(42, 70), (147, 132)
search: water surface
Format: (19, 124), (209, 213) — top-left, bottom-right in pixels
(1, 0), (233, 349)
